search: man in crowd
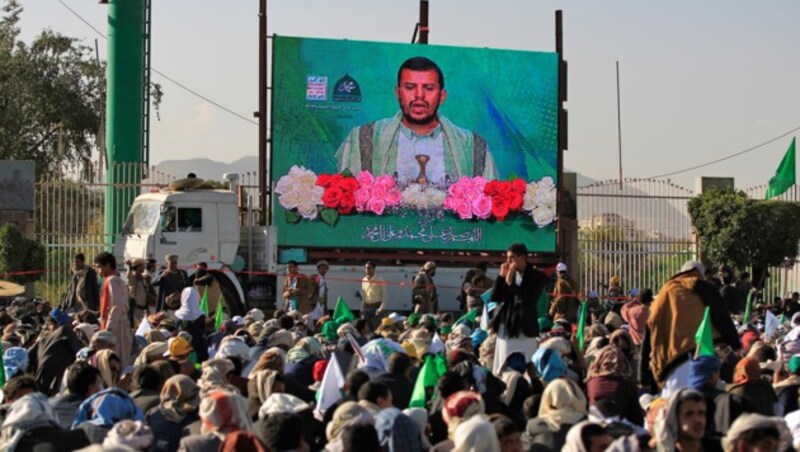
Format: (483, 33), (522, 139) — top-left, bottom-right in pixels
(95, 251), (133, 369)
(312, 260), (330, 312)
(413, 261), (437, 314)
(154, 254), (190, 311)
(61, 253), (99, 313)
(282, 260), (313, 314)
(361, 261), (388, 331)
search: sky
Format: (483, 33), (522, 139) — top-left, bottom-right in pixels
(15, 1), (800, 190)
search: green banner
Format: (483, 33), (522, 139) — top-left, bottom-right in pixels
(272, 36), (559, 252)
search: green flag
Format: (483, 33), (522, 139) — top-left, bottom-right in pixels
(766, 137), (796, 199)
(198, 288), (209, 317)
(214, 293), (225, 330)
(537, 289), (550, 319)
(695, 306), (715, 358)
(743, 290), (754, 324)
(576, 300), (587, 351)
(333, 297), (355, 323)
(455, 308), (479, 326)
(480, 286), (494, 303)
(409, 354), (444, 408)
(0, 341), (5, 388)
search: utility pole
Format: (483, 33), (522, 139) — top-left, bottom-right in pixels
(257, 0), (268, 225)
(419, 1), (429, 44)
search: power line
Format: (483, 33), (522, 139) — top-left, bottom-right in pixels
(646, 124), (800, 179)
(57, 0), (258, 126)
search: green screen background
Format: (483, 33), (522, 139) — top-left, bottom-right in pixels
(272, 36), (559, 252)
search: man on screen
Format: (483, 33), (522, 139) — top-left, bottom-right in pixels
(335, 56), (497, 184)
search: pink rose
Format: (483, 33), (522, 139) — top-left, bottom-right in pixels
(355, 188), (371, 211)
(356, 171), (374, 188)
(456, 199), (473, 219)
(368, 198), (386, 215)
(448, 183), (466, 198)
(473, 195), (493, 219)
(375, 174), (395, 190)
(371, 183), (387, 200)
(384, 188), (403, 206)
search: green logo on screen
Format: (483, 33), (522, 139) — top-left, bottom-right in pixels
(333, 74), (362, 103)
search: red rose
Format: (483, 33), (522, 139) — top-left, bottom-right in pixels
(316, 174), (332, 188)
(508, 191), (523, 211)
(492, 196), (510, 221)
(338, 192), (356, 214)
(322, 186), (343, 208)
(341, 177), (360, 193)
(484, 180), (501, 196)
(511, 178), (526, 194)
(330, 174), (344, 185)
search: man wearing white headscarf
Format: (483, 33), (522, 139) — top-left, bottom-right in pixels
(453, 415), (500, 452)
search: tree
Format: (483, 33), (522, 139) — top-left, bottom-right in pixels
(0, 223), (45, 284)
(688, 188), (800, 285)
(0, 0), (105, 181)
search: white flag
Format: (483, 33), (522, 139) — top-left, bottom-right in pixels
(765, 310), (780, 341)
(429, 332), (445, 355)
(314, 354), (345, 420)
(135, 313), (152, 338)
(480, 304), (490, 331)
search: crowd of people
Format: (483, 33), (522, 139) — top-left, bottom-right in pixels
(0, 244), (798, 451)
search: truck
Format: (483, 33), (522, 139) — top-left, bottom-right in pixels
(113, 173), (486, 315)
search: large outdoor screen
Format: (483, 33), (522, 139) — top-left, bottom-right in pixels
(271, 36), (559, 252)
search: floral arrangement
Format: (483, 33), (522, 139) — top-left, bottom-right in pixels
(275, 165), (557, 227)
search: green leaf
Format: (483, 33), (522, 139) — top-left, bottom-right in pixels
(506, 172), (520, 182)
(285, 209), (302, 224)
(341, 168), (353, 178)
(320, 208), (339, 226)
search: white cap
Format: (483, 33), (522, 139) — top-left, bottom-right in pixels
(388, 312), (407, 323)
(232, 315), (244, 326)
(556, 263), (567, 272)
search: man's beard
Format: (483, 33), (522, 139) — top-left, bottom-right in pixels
(401, 101), (440, 126)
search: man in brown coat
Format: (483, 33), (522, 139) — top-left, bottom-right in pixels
(282, 260), (313, 314)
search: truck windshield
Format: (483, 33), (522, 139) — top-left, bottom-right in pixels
(121, 202), (161, 235)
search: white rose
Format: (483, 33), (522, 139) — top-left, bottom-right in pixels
(523, 182), (539, 211)
(279, 189), (302, 210)
(536, 186), (557, 209)
(297, 201), (318, 220)
(532, 206), (555, 228)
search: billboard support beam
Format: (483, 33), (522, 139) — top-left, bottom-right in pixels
(257, 0), (268, 226)
(419, 0), (429, 44)
(556, 10), (568, 260)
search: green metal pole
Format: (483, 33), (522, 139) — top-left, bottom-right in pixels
(105, 0), (145, 247)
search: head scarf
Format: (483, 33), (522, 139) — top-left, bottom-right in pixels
(145, 328), (166, 344)
(0, 393), (60, 452)
(587, 345), (632, 380)
(374, 407), (424, 452)
(257, 393), (309, 420)
(722, 413), (792, 452)
(72, 388), (144, 428)
(538, 378), (588, 431)
(286, 337), (323, 364)
(150, 360), (177, 387)
(199, 390), (252, 436)
(443, 391), (485, 440)
(75, 323), (97, 345)
(91, 349), (120, 388)
(654, 388), (703, 452)
(587, 324), (610, 341)
(470, 329), (488, 350)
(198, 358), (237, 396)
(609, 330), (634, 357)
(3, 347), (28, 380)
(325, 401), (374, 442)
(220, 431), (269, 452)
(158, 375), (200, 423)
(49, 308), (72, 327)
(733, 356), (761, 384)
(217, 336), (250, 364)
(247, 321), (264, 339)
(313, 359), (328, 382)
(174, 287), (204, 322)
(453, 415), (500, 452)
(604, 312), (624, 330)
(532, 347), (568, 383)
(134, 341), (168, 366)
(103, 420), (154, 450)
(563, 421), (601, 452)
(252, 349), (284, 374)
(688, 356), (722, 390)
(249, 369), (278, 406)
(266, 329), (295, 350)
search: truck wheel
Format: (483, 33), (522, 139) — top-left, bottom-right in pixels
(214, 273), (246, 317)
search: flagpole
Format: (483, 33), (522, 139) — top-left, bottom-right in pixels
(616, 61), (624, 191)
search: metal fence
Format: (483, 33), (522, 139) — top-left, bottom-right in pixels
(34, 163), (177, 302)
(577, 178), (697, 296)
